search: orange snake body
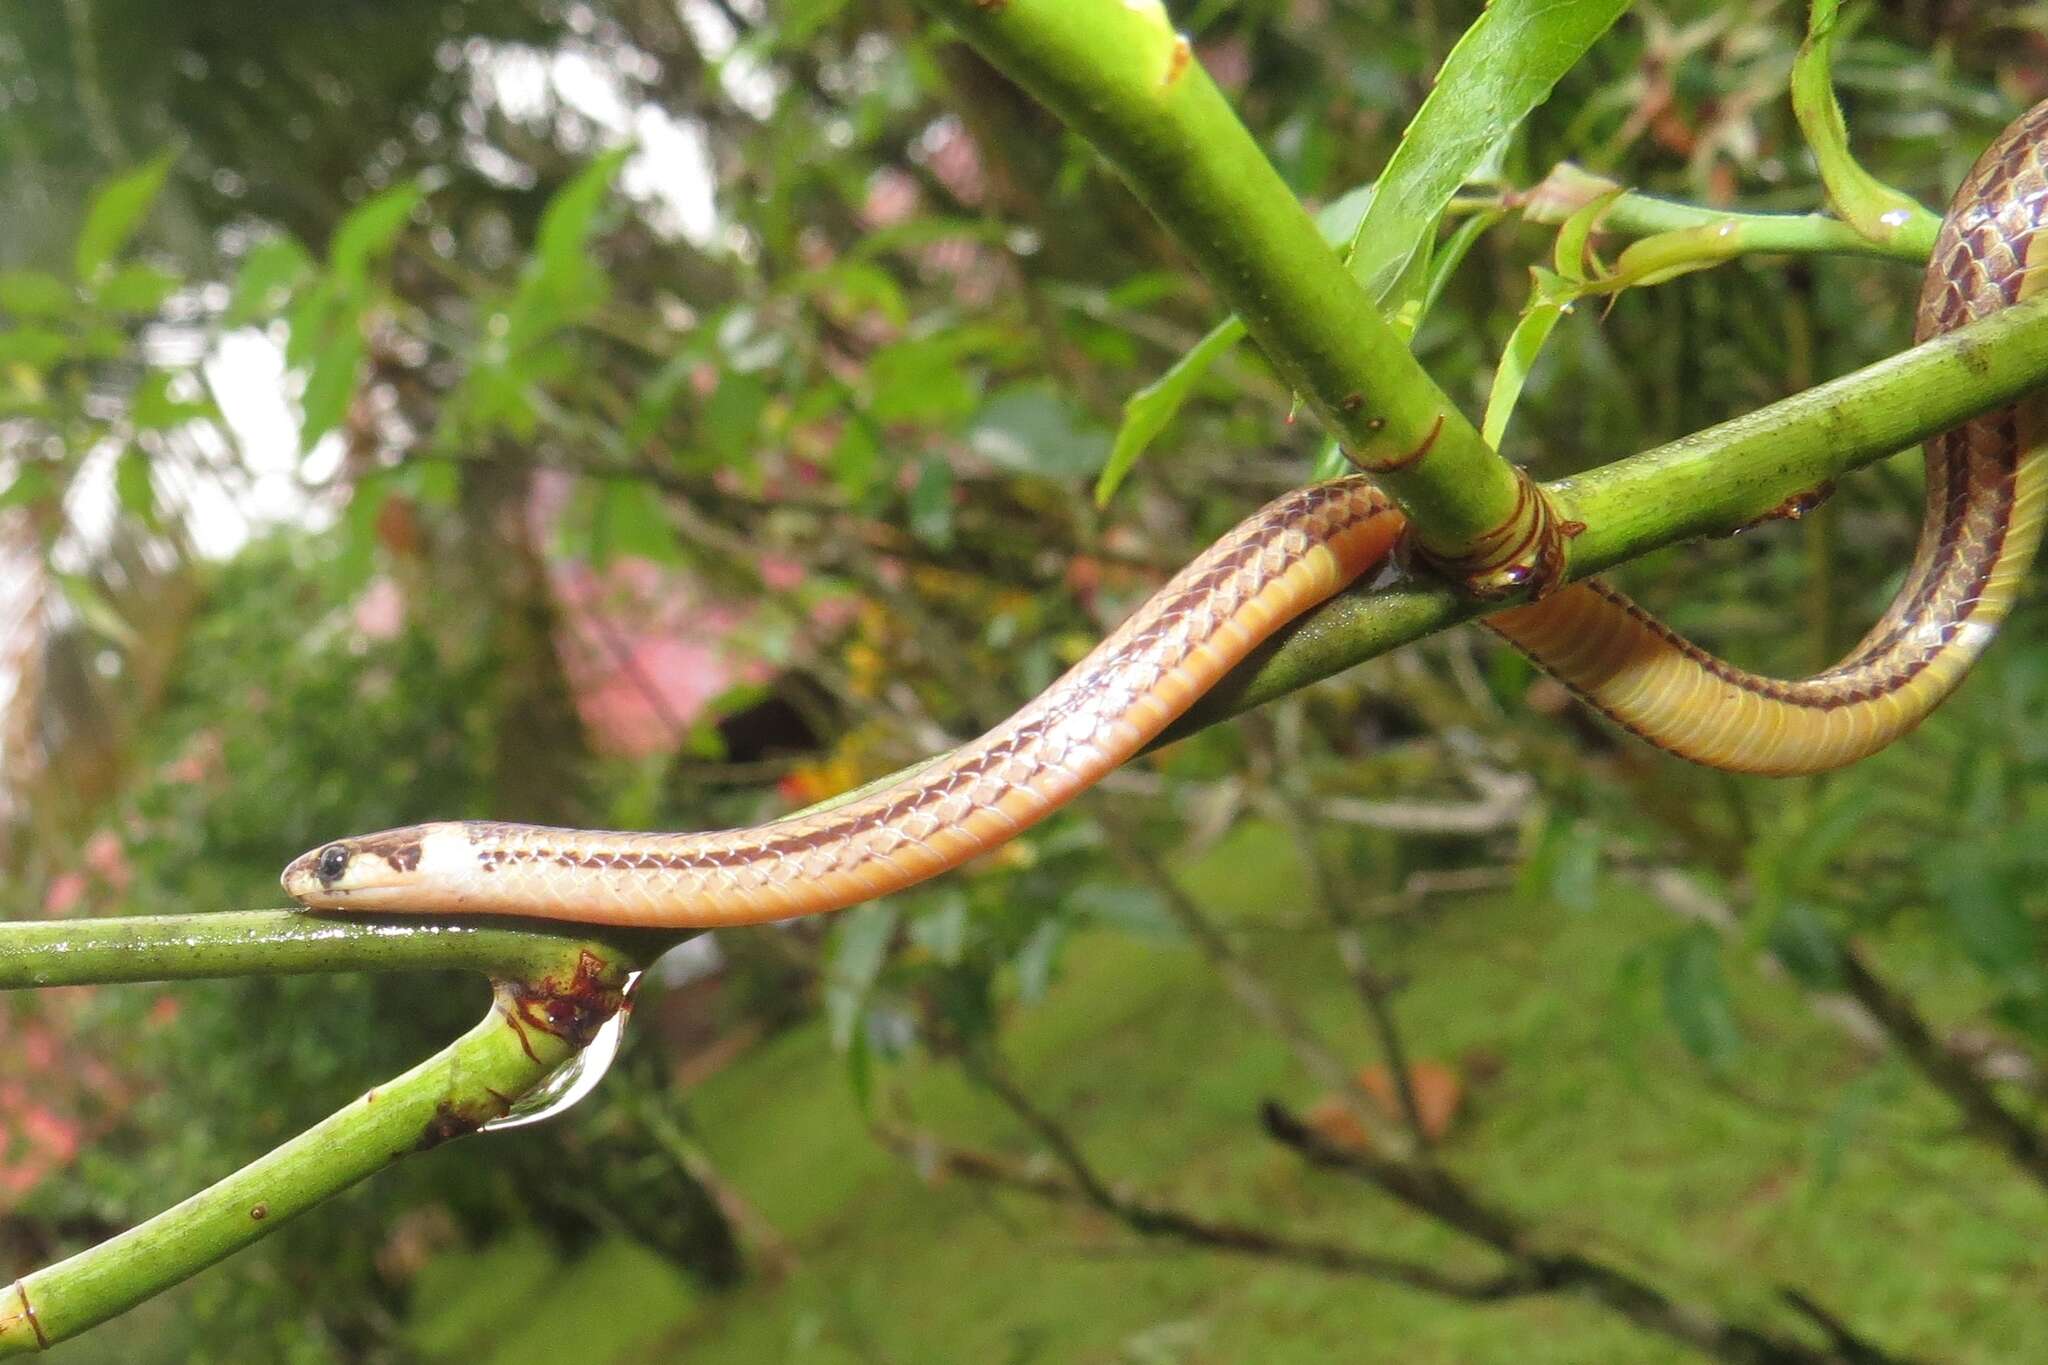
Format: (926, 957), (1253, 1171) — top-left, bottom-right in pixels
(284, 101), (2048, 928)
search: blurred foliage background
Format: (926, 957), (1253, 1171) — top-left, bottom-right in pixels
(5, 1), (2048, 1361)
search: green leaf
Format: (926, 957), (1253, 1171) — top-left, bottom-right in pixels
(700, 372), (770, 469)
(0, 271), (75, 320)
(132, 371), (214, 430)
(535, 147), (631, 277)
(1095, 316), (1244, 505)
(0, 329), (74, 368)
(591, 479), (679, 566)
(909, 895), (970, 966)
(93, 263), (181, 315)
(1934, 847), (2035, 976)
(907, 455), (954, 549)
(299, 327), (364, 449)
(0, 464), (58, 509)
(968, 382), (1110, 478)
(829, 419), (882, 501)
(1344, 0), (1628, 314)
(1790, 0), (1940, 253)
(825, 903), (899, 1053)
(624, 351), (708, 448)
(1767, 901), (1842, 990)
(55, 573), (139, 648)
(1012, 919), (1065, 1004)
(1482, 273), (1568, 447)
(1066, 881), (1178, 938)
(868, 335), (982, 425)
(328, 182), (424, 287)
(227, 237), (314, 325)
(74, 151), (175, 283)
(1661, 927), (1742, 1070)
(1809, 1061), (1904, 1191)
(114, 447), (157, 528)
(336, 475), (390, 592)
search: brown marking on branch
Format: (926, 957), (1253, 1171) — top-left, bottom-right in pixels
(3, 1280), (48, 1349)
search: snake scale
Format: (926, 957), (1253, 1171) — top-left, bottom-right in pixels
(285, 100), (2048, 928)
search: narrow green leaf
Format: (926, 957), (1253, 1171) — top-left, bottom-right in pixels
(908, 895), (971, 966)
(829, 419), (882, 501)
(591, 479), (680, 566)
(825, 903), (899, 1053)
(969, 381), (1110, 478)
(93, 263), (181, 315)
(1809, 1061), (1904, 1191)
(0, 271), (75, 320)
(0, 329), (74, 368)
(336, 475), (390, 592)
(1065, 881), (1178, 938)
(624, 351), (709, 448)
(328, 182), (424, 286)
(55, 573), (139, 648)
(1767, 901), (1843, 990)
(700, 372), (771, 469)
(535, 146), (632, 273)
(1661, 927), (1742, 1070)
(0, 464), (58, 509)
(114, 447), (157, 528)
(1790, 0), (1940, 253)
(132, 371), (214, 430)
(1095, 316), (1244, 505)
(1345, 0), (1629, 312)
(1012, 919), (1065, 1003)
(1094, 184), (1374, 502)
(1482, 276), (1567, 448)
(227, 237), (315, 325)
(74, 151), (175, 283)
(908, 455), (955, 549)
(299, 328), (364, 449)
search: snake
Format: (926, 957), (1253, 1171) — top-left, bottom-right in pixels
(284, 100), (2048, 929)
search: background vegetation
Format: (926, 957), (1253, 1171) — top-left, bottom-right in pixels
(4, 1), (2048, 1360)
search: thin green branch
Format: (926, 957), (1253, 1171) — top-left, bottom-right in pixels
(0, 909), (684, 991)
(1517, 163), (1923, 263)
(913, 0), (1527, 560)
(0, 988), (592, 1356)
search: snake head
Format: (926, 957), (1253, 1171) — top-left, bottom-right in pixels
(282, 826), (440, 910)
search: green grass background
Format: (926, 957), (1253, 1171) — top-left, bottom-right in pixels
(385, 821), (2048, 1364)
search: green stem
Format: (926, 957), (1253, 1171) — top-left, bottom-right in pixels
(0, 990), (587, 1356)
(1165, 288), (2048, 739)
(1791, 0), (1943, 255)
(913, 0), (1526, 559)
(1519, 164), (1923, 263)
(0, 910), (683, 990)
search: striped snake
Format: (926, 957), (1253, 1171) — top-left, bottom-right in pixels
(285, 101), (2048, 928)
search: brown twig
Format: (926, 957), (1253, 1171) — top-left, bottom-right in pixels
(894, 1066), (1530, 1301)
(1260, 1103), (1905, 1365)
(1833, 941), (2048, 1192)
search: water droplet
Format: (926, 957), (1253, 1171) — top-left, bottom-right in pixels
(1879, 208), (1911, 228)
(484, 971), (641, 1132)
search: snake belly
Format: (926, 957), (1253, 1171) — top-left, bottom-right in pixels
(285, 100), (2048, 926)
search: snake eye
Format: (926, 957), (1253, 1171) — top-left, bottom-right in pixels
(316, 845), (351, 883)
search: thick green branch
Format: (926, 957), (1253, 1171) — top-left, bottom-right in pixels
(913, 0), (1525, 558)
(1166, 289), (2048, 738)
